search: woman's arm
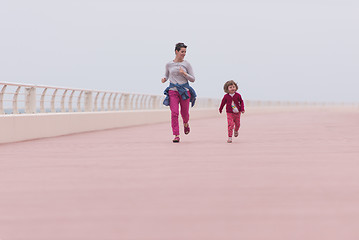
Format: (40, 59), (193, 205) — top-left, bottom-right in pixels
(162, 63), (169, 83)
(180, 62), (195, 82)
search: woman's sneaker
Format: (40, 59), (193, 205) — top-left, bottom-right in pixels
(234, 131), (239, 137)
(227, 137), (232, 143)
(184, 123), (190, 135)
(173, 136), (180, 143)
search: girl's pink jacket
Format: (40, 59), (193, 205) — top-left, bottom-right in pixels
(219, 92), (245, 113)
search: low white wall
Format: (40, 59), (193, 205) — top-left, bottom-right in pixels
(0, 108), (219, 144)
(4, 105), (355, 144)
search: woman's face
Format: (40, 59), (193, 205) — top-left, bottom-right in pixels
(175, 47), (187, 60)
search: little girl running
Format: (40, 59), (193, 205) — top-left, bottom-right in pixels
(219, 80), (245, 143)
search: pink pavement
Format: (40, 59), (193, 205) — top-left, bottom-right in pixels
(0, 107), (359, 240)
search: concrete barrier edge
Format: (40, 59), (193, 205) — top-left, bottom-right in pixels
(0, 108), (219, 144)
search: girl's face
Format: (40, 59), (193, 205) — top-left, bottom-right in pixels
(228, 84), (237, 94)
(175, 47), (186, 60)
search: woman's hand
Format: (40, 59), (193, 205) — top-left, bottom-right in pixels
(161, 78), (167, 83)
(179, 67), (187, 76)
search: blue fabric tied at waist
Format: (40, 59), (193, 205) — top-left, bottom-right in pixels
(163, 82), (197, 107)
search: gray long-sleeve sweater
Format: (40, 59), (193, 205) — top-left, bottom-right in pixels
(164, 60), (195, 91)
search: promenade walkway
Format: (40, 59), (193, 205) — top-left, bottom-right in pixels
(1, 107), (359, 240)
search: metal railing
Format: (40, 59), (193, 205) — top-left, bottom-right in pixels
(245, 100), (359, 108)
(0, 81), (220, 115)
(1, 81), (357, 115)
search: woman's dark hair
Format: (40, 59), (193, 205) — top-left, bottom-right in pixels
(223, 80), (238, 93)
(175, 42), (187, 52)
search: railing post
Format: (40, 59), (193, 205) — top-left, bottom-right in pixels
(77, 91), (83, 112)
(68, 90), (75, 112)
(144, 95), (150, 109)
(94, 92), (100, 111)
(0, 85), (7, 114)
(133, 94), (139, 110)
(25, 87), (36, 114)
(101, 93), (107, 111)
(84, 91), (93, 112)
(113, 93), (119, 111)
(140, 95), (146, 109)
(40, 88), (47, 113)
(107, 93), (113, 111)
(12, 86), (21, 114)
(156, 96), (162, 109)
(123, 94), (130, 110)
(51, 89), (58, 113)
(61, 90), (68, 112)
(151, 96), (157, 109)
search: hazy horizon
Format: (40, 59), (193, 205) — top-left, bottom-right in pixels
(1, 0), (358, 103)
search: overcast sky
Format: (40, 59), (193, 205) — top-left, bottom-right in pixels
(1, 0), (358, 103)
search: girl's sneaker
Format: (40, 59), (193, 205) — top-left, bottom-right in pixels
(234, 131), (239, 137)
(227, 137), (232, 143)
(173, 136), (180, 143)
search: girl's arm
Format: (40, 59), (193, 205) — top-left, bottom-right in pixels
(219, 96), (226, 113)
(239, 95), (245, 112)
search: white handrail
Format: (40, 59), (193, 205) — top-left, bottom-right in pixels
(0, 81), (221, 115)
(2, 81), (357, 115)
(0, 85), (7, 114)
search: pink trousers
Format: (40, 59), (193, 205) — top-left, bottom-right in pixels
(227, 112), (241, 137)
(169, 90), (190, 135)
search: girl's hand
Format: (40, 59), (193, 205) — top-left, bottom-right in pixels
(161, 78), (167, 83)
(179, 67), (187, 76)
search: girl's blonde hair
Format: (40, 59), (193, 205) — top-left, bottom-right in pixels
(223, 80), (238, 93)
